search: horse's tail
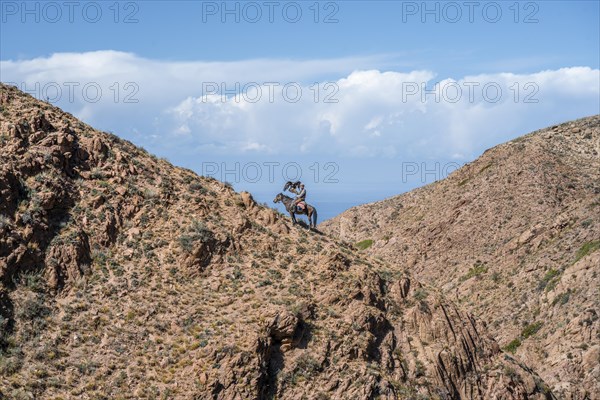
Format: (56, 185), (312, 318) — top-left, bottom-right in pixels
(311, 207), (318, 227)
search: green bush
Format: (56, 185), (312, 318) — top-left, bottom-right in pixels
(504, 338), (521, 353)
(178, 220), (214, 252)
(552, 290), (572, 306)
(16, 294), (51, 341)
(521, 321), (543, 339)
(294, 353), (321, 378)
(355, 239), (373, 250)
(538, 268), (560, 291)
(413, 288), (428, 301)
(0, 346), (24, 375)
(574, 240), (600, 263)
(415, 360), (426, 377)
(460, 262), (488, 281)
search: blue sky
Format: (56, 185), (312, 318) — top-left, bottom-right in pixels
(2, 1), (599, 221)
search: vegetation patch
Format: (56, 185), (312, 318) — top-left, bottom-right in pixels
(552, 290), (572, 306)
(178, 220), (214, 252)
(460, 262), (488, 282)
(354, 239), (374, 251)
(479, 163), (494, 174)
(537, 268), (561, 292)
(504, 338), (522, 354)
(413, 288), (428, 301)
(281, 353), (322, 385)
(521, 321), (543, 339)
(504, 321), (543, 354)
(574, 240), (600, 263)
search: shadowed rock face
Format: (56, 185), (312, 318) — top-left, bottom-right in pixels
(321, 115), (600, 399)
(0, 83), (553, 399)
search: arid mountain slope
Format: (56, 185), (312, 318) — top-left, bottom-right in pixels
(0, 83), (553, 399)
(321, 116), (600, 399)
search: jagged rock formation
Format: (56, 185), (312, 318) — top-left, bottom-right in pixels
(0, 83), (554, 399)
(321, 116), (600, 399)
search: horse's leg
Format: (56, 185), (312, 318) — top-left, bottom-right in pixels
(308, 206), (317, 229)
(299, 209), (307, 228)
(289, 211), (296, 224)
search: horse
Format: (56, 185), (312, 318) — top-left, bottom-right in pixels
(273, 193), (318, 230)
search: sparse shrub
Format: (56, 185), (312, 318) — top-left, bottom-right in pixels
(581, 219), (593, 228)
(552, 290), (572, 306)
(17, 272), (45, 293)
(504, 338), (521, 353)
(76, 359), (99, 375)
(90, 167), (106, 180)
(257, 279), (272, 287)
(574, 240), (600, 263)
(114, 370), (128, 387)
(415, 360), (426, 377)
(234, 197), (245, 207)
(21, 211), (34, 225)
(232, 266), (244, 281)
(355, 239), (373, 251)
(460, 262), (488, 281)
(479, 163), (494, 174)
(413, 288), (428, 301)
(491, 272), (501, 283)
(16, 294), (50, 340)
(0, 214), (10, 230)
(521, 321), (543, 339)
(267, 269), (282, 280)
(538, 268), (561, 291)
(178, 220), (214, 252)
(537, 380), (552, 395)
(503, 365), (519, 380)
(109, 260), (125, 277)
(189, 182), (206, 193)
(0, 346), (24, 375)
(144, 188), (159, 199)
(293, 353), (321, 378)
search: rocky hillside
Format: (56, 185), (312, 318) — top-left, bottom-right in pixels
(0, 83), (559, 399)
(321, 116), (600, 399)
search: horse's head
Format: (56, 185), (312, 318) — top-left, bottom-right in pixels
(273, 193), (282, 203)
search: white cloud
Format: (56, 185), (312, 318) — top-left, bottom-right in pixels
(1, 51), (598, 161)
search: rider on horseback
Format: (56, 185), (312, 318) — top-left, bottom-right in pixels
(289, 183), (306, 212)
(274, 182), (317, 229)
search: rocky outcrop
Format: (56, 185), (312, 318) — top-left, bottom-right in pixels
(44, 229), (91, 291)
(196, 269), (552, 400)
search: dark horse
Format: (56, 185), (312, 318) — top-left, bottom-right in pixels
(273, 193), (318, 230)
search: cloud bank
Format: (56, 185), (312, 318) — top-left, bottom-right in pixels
(2, 51), (598, 161)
